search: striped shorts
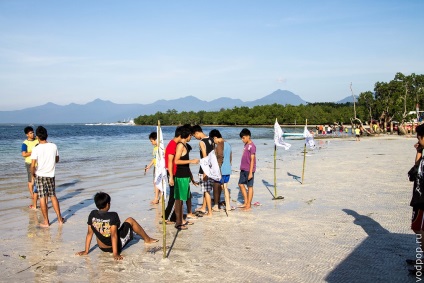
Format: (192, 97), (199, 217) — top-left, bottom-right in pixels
(199, 174), (214, 193)
(35, 176), (56, 198)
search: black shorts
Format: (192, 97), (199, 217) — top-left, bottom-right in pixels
(99, 222), (134, 253)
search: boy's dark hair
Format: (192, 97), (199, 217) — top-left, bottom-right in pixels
(239, 128), (251, 138)
(174, 126), (183, 138)
(94, 192), (111, 209)
(180, 126), (191, 139)
(24, 126), (34, 134)
(149, 132), (157, 140)
(209, 129), (222, 139)
(183, 124), (192, 130)
(191, 125), (203, 134)
(417, 124), (424, 137)
(36, 126), (48, 141)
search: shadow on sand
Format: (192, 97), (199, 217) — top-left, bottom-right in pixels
(325, 209), (416, 282)
(262, 179), (284, 200)
(287, 172), (302, 184)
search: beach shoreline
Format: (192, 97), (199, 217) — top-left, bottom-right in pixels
(1, 134), (418, 282)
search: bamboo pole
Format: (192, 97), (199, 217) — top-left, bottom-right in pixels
(273, 118), (284, 200)
(301, 119), (307, 184)
(157, 120), (167, 258)
(274, 144), (277, 196)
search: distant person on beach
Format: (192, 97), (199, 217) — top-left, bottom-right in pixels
(145, 132), (161, 204)
(22, 126), (39, 210)
(408, 124), (424, 271)
(76, 192), (158, 261)
(209, 129), (233, 213)
(30, 126), (64, 227)
(191, 125), (215, 216)
(355, 127), (361, 141)
(163, 126), (183, 224)
(173, 127), (199, 230)
(238, 128), (256, 211)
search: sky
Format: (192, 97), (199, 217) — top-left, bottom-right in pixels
(1, 0), (423, 111)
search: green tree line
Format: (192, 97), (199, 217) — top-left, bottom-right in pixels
(134, 103), (354, 126)
(357, 72), (424, 132)
(134, 72), (424, 127)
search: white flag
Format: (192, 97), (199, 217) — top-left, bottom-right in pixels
(154, 125), (167, 199)
(199, 150), (222, 182)
(303, 126), (316, 149)
(274, 120), (291, 150)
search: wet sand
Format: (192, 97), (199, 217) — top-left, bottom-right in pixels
(1, 135), (418, 282)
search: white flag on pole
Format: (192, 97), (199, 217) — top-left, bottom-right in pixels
(303, 126), (316, 149)
(274, 120), (291, 150)
(199, 150), (222, 182)
(154, 125), (167, 199)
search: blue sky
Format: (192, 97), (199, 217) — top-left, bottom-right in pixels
(1, 0), (423, 111)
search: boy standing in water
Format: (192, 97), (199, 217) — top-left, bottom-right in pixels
(22, 126), (39, 209)
(145, 132), (161, 204)
(238, 128), (256, 211)
(30, 126), (64, 227)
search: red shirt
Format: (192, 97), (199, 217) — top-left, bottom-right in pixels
(165, 139), (177, 175)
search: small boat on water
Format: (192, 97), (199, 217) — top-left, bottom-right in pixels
(282, 132), (303, 137)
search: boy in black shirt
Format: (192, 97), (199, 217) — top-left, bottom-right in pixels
(76, 192), (158, 260)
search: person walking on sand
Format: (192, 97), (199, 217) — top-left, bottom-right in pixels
(238, 128), (256, 211)
(174, 127), (199, 230)
(191, 125), (215, 216)
(145, 132), (161, 204)
(209, 129), (233, 213)
(30, 126), (64, 227)
(408, 124), (424, 273)
(76, 192), (158, 261)
(22, 126), (39, 210)
(355, 126), (361, 141)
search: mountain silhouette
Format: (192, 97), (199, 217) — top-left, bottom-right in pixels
(0, 89), (347, 123)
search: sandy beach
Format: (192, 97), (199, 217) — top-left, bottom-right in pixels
(1, 134), (419, 283)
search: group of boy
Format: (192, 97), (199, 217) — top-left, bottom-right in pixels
(23, 124), (257, 260)
(158, 124), (257, 231)
(22, 126), (64, 227)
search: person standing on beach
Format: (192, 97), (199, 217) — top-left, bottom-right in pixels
(238, 128), (256, 211)
(22, 126), (39, 210)
(30, 126), (64, 227)
(163, 126), (183, 224)
(191, 125), (215, 216)
(355, 126), (361, 141)
(209, 129), (233, 213)
(145, 132), (161, 204)
(408, 124), (424, 271)
(174, 127), (199, 230)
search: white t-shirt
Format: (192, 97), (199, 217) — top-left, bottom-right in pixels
(31, 142), (59, 177)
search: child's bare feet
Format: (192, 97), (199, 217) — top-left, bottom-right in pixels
(58, 217), (66, 225)
(39, 222), (50, 228)
(150, 199), (159, 204)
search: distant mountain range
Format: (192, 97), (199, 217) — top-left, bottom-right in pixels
(0, 89), (354, 124)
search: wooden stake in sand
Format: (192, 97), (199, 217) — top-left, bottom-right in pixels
(301, 119), (308, 184)
(273, 118), (290, 200)
(273, 144), (284, 200)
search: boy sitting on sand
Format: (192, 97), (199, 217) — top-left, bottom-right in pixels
(76, 192), (158, 260)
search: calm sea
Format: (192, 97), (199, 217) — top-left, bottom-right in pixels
(0, 124), (305, 196)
